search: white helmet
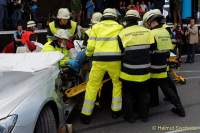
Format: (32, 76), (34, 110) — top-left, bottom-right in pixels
(27, 20), (36, 28)
(103, 8), (117, 18)
(125, 10), (140, 19)
(57, 8), (70, 19)
(143, 11), (154, 23)
(143, 9), (163, 23)
(91, 12), (103, 24)
(54, 29), (70, 40)
(150, 9), (162, 16)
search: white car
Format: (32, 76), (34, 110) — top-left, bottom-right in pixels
(0, 52), (76, 133)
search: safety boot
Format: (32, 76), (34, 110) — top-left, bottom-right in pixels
(80, 114), (91, 124)
(171, 106), (186, 117)
(112, 111), (121, 119)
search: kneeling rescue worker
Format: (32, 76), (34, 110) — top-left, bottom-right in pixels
(143, 10), (185, 117)
(80, 8), (124, 124)
(119, 10), (154, 123)
(42, 29), (70, 67)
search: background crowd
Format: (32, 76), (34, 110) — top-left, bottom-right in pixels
(0, 0), (199, 58)
(0, 0), (185, 30)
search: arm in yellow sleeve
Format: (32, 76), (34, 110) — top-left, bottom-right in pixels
(86, 29), (96, 57)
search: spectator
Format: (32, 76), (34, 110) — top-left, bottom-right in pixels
(147, 1), (154, 11)
(71, 0), (82, 24)
(13, 21), (24, 48)
(119, 0), (126, 15)
(22, 0), (31, 23)
(140, 1), (147, 13)
(86, 0), (95, 23)
(21, 20), (37, 52)
(30, 0), (39, 22)
(185, 18), (199, 63)
(94, 0), (104, 12)
(172, 0), (181, 24)
(152, 0), (164, 13)
(11, 0), (23, 28)
(134, 1), (143, 14)
(0, 0), (7, 30)
(173, 24), (184, 61)
(127, 0), (135, 10)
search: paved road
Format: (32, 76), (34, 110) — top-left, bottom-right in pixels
(71, 55), (200, 133)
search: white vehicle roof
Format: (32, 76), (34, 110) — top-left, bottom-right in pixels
(0, 52), (64, 72)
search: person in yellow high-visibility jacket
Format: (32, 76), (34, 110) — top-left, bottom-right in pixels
(42, 29), (70, 67)
(119, 10), (155, 123)
(143, 9), (185, 117)
(83, 12), (102, 46)
(47, 8), (78, 41)
(43, 28), (86, 73)
(80, 8), (124, 124)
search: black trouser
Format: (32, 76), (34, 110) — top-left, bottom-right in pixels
(122, 81), (150, 119)
(149, 78), (183, 108)
(167, 75), (179, 98)
(186, 44), (195, 63)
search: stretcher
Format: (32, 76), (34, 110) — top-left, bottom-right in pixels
(65, 79), (110, 98)
(168, 52), (186, 84)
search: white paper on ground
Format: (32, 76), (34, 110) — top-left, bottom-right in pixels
(0, 52), (64, 72)
(170, 52), (176, 57)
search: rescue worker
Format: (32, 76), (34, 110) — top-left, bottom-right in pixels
(47, 8), (78, 42)
(21, 20), (37, 52)
(42, 29), (70, 67)
(80, 8), (123, 124)
(143, 10), (185, 117)
(83, 12), (103, 46)
(145, 9), (181, 106)
(43, 29), (85, 73)
(118, 10), (154, 123)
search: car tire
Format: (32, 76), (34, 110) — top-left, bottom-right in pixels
(34, 106), (57, 133)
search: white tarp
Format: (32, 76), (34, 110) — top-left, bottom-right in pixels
(0, 52), (64, 72)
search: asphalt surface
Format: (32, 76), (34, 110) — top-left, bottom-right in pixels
(71, 55), (200, 133)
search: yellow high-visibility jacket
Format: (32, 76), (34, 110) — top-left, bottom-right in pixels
(49, 20), (77, 37)
(119, 25), (155, 82)
(150, 27), (173, 79)
(86, 20), (123, 61)
(42, 40), (70, 67)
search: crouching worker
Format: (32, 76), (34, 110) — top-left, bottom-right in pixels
(42, 29), (86, 73)
(42, 29), (71, 67)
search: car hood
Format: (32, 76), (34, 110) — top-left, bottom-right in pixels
(0, 52), (63, 119)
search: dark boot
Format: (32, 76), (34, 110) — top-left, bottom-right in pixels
(112, 111), (121, 119)
(80, 114), (91, 124)
(171, 106), (186, 117)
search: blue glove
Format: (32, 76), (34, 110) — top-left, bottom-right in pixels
(67, 60), (80, 72)
(76, 51), (86, 65)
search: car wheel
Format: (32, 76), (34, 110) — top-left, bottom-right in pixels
(34, 106), (57, 133)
